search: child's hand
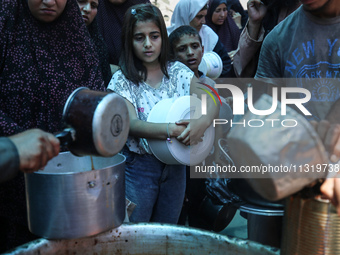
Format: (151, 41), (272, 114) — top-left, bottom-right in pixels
(168, 122), (187, 138)
(175, 119), (208, 146)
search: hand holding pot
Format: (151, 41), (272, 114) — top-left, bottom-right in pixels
(9, 129), (60, 173)
(310, 118), (340, 215)
(320, 176), (340, 215)
(310, 120), (340, 163)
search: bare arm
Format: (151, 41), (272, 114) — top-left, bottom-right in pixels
(233, 0), (267, 77)
(176, 76), (220, 145)
(311, 100), (340, 215)
(124, 99), (186, 141)
(120, 76), (219, 146)
(247, 0), (268, 40)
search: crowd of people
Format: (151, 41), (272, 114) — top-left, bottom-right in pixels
(1, 0), (340, 252)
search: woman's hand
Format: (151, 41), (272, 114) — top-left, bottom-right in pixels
(230, 10), (243, 29)
(228, 50), (237, 63)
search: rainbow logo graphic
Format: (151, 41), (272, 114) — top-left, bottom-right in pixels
(198, 82), (223, 106)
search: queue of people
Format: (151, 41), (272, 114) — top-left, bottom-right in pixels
(1, 0), (340, 253)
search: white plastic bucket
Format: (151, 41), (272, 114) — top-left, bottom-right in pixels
(147, 95), (215, 166)
(198, 51), (223, 80)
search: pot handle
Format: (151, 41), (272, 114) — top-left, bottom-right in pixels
(55, 128), (76, 146)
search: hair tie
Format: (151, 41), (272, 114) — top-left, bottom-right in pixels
(131, 9), (136, 15)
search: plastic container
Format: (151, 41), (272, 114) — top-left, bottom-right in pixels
(198, 51), (223, 80)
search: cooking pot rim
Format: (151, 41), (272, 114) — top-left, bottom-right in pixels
(62, 87), (89, 121)
(28, 152), (126, 176)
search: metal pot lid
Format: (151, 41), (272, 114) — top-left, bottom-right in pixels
(92, 93), (129, 157)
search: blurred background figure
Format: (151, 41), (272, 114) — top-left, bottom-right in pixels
(0, 0), (105, 251)
(233, 0), (300, 78)
(206, 0), (241, 70)
(77, 0), (112, 85)
(226, 0), (248, 29)
(96, 0), (150, 67)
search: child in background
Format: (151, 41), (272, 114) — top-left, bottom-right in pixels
(169, 25), (215, 88)
(107, 4), (218, 223)
(169, 25), (233, 228)
(167, 0), (232, 78)
(169, 25), (212, 227)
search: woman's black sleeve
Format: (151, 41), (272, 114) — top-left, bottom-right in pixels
(213, 40), (233, 78)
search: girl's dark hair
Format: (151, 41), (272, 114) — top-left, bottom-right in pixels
(119, 3), (169, 85)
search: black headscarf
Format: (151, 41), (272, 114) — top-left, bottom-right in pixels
(87, 17), (112, 85)
(96, 0), (151, 65)
(206, 0), (241, 52)
(0, 0), (105, 137)
(0, 0), (105, 250)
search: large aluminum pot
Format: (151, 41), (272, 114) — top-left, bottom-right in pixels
(24, 152), (126, 239)
(56, 87), (129, 157)
(281, 195), (340, 255)
(7, 223), (279, 255)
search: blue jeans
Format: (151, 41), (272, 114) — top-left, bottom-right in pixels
(122, 147), (186, 224)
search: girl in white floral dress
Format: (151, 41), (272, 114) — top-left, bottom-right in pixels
(107, 3), (218, 223)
